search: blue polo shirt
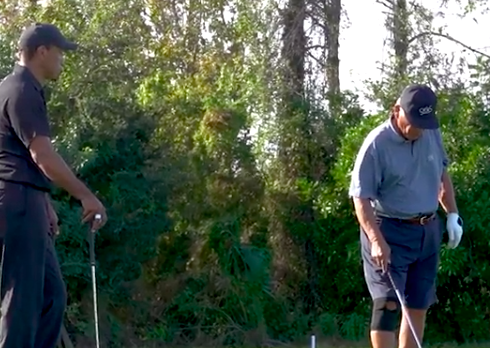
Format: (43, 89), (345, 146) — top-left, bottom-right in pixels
(348, 118), (448, 218)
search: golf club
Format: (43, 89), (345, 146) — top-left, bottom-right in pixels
(386, 270), (423, 348)
(89, 213), (102, 348)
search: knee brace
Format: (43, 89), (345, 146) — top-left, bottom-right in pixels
(370, 297), (400, 332)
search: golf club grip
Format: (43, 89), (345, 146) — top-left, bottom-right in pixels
(88, 227), (96, 266)
(88, 213), (102, 266)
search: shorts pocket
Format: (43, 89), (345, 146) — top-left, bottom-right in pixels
(2, 182), (27, 217)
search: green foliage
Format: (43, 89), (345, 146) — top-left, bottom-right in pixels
(1, 0), (490, 347)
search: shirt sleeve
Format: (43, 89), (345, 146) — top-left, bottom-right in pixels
(7, 87), (51, 148)
(348, 139), (382, 200)
(433, 129), (449, 168)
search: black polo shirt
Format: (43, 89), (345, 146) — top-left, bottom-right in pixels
(0, 64), (52, 191)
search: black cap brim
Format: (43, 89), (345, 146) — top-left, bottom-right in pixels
(405, 110), (439, 129)
(59, 40), (78, 51)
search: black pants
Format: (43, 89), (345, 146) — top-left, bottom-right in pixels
(0, 181), (66, 347)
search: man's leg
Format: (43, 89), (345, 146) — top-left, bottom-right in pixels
(399, 217), (442, 348)
(399, 308), (427, 348)
(0, 183), (48, 347)
(34, 237), (67, 348)
(361, 218), (423, 348)
(361, 230), (405, 348)
(369, 296), (401, 348)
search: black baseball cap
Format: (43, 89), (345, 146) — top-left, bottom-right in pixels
(18, 23), (78, 52)
(399, 84), (438, 129)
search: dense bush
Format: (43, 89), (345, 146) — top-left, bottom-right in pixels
(1, 1), (490, 347)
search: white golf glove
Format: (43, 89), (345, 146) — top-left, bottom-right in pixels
(446, 212), (463, 249)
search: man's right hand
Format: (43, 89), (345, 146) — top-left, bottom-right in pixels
(81, 194), (107, 230)
(371, 238), (391, 272)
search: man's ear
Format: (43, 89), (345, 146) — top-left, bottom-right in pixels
(392, 104), (400, 118)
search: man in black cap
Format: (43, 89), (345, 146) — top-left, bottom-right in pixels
(0, 23), (107, 347)
(349, 84), (463, 348)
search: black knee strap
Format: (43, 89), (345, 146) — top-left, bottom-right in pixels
(370, 297), (400, 332)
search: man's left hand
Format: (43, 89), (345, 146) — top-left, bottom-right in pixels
(446, 212), (463, 249)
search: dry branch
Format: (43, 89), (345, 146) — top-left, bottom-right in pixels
(408, 31), (490, 59)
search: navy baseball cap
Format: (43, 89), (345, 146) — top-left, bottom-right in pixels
(399, 84), (438, 129)
(18, 23), (78, 52)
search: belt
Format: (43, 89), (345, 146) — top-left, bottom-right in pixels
(398, 213), (436, 225)
(378, 212), (436, 225)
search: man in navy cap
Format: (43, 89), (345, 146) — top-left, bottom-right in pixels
(349, 84), (463, 348)
(0, 23), (107, 347)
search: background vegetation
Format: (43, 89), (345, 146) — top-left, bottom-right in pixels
(1, 0), (489, 347)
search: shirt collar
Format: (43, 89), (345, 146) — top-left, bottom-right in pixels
(386, 117), (419, 144)
(13, 64), (43, 92)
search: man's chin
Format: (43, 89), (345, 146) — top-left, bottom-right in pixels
(49, 71), (62, 81)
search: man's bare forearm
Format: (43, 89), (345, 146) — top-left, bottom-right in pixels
(33, 150), (93, 201)
(439, 170), (458, 214)
(353, 198), (385, 244)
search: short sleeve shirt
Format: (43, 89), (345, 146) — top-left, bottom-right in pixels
(348, 119), (448, 218)
(0, 64), (52, 191)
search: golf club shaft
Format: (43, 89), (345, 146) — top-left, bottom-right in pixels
(387, 271), (422, 348)
(89, 225), (100, 348)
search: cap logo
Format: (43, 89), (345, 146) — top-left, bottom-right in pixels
(419, 106), (433, 115)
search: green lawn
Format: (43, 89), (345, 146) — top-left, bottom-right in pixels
(292, 343), (490, 348)
(298, 345), (490, 348)
(294, 346), (489, 348)
(122, 345), (490, 348)
(117, 340), (490, 348)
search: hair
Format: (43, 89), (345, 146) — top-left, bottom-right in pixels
(18, 46), (37, 62)
(18, 44), (53, 62)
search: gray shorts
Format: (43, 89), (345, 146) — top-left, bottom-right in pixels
(361, 215), (443, 310)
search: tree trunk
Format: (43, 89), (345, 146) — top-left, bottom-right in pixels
(282, 0), (306, 102)
(324, 0), (341, 110)
(393, 0), (409, 79)
(279, 0), (307, 179)
(279, 0), (320, 314)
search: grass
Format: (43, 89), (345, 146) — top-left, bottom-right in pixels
(294, 344), (490, 348)
(138, 346), (490, 348)
(82, 337), (490, 348)
(287, 341), (490, 348)
(283, 345), (490, 348)
(112, 343), (490, 348)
